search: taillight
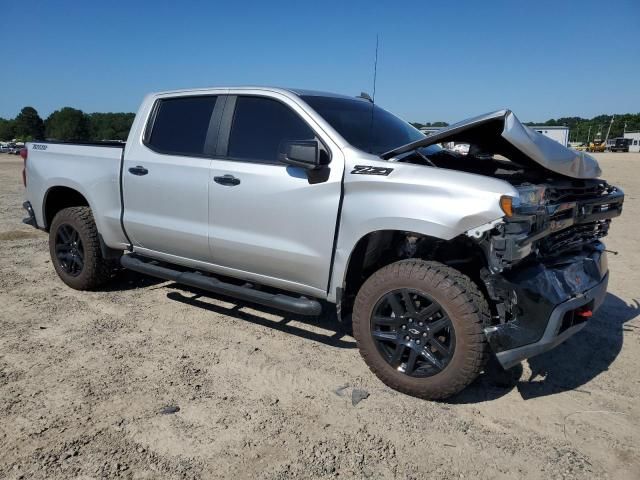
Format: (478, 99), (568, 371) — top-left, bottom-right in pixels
(20, 148), (27, 187)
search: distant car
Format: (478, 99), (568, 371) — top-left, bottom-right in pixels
(9, 144), (25, 155)
(609, 138), (631, 153)
(0, 145), (10, 153)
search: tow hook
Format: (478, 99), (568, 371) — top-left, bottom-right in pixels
(576, 307), (593, 318)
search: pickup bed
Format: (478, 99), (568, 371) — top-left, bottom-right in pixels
(22, 87), (624, 399)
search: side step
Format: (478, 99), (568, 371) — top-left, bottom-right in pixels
(120, 254), (322, 316)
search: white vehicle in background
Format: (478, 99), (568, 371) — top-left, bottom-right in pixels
(20, 86), (624, 400)
(8, 142), (25, 154)
(451, 143), (470, 155)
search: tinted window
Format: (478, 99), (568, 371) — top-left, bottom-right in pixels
(302, 95), (424, 155)
(148, 96), (217, 155)
(228, 97), (315, 163)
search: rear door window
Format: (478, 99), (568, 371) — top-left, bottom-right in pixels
(147, 96), (218, 156)
(227, 96), (314, 163)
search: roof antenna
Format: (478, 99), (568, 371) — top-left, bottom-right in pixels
(372, 34), (378, 104)
(366, 34), (379, 153)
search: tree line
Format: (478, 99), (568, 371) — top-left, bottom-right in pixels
(524, 114), (640, 143)
(3, 105), (639, 145)
(0, 106), (135, 142)
(412, 114), (640, 144)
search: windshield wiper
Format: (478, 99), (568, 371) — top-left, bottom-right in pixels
(415, 148), (437, 167)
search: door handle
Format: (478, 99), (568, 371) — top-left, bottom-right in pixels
(128, 166), (149, 176)
(214, 174), (241, 186)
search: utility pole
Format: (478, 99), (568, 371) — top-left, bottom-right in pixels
(604, 116), (614, 143)
(587, 125), (592, 143)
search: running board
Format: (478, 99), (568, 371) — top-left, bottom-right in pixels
(120, 254), (322, 316)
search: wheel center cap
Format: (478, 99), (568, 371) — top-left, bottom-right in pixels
(408, 328), (420, 335)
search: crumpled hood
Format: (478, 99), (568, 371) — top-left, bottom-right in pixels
(382, 110), (602, 179)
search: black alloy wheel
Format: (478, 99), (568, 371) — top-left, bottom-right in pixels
(352, 259), (490, 399)
(371, 288), (455, 377)
(54, 224), (85, 276)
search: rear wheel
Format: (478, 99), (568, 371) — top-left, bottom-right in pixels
(49, 207), (119, 290)
(352, 260), (490, 400)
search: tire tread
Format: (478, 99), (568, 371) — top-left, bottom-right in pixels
(352, 259), (490, 400)
(49, 206), (117, 290)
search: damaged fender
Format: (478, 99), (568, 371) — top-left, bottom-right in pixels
(327, 151), (517, 303)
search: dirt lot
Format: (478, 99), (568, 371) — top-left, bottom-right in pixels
(0, 152), (639, 479)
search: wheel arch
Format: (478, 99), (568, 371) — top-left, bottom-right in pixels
(333, 229), (488, 320)
(42, 185), (90, 231)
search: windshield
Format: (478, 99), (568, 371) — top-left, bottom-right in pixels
(301, 95), (425, 155)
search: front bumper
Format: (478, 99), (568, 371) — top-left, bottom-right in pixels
(485, 244), (609, 369)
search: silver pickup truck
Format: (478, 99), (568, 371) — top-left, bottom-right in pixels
(21, 87), (624, 399)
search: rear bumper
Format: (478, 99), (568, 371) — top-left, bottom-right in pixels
(22, 201), (38, 228)
(485, 244), (609, 369)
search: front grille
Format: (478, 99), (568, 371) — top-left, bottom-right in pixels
(545, 180), (609, 203)
(538, 220), (610, 257)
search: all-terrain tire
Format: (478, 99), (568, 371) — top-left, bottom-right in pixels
(49, 206), (119, 290)
(352, 259), (490, 400)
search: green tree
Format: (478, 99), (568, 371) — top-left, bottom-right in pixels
(14, 107), (45, 140)
(525, 113), (640, 143)
(0, 118), (15, 141)
(88, 112), (135, 141)
(45, 107), (91, 141)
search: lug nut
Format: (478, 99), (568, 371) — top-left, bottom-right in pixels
(408, 319), (413, 323)
(418, 321), (424, 327)
(423, 332), (427, 337)
(404, 336), (410, 341)
(416, 340), (421, 345)
(401, 325), (406, 330)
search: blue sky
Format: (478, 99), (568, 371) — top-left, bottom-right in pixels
(1, 0), (638, 123)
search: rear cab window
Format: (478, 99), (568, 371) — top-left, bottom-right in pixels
(145, 96), (218, 156)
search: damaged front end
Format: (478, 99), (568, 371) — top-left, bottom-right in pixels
(473, 179), (624, 368)
(385, 107), (625, 368)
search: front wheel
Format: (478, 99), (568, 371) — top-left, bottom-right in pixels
(352, 260), (490, 400)
(49, 206), (119, 290)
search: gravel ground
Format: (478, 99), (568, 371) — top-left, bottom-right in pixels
(1, 152), (639, 479)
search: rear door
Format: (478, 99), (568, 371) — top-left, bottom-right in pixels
(208, 94), (344, 296)
(122, 95), (222, 262)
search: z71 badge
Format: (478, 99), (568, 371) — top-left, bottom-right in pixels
(351, 165), (394, 176)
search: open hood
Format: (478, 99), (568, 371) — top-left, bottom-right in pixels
(382, 110), (601, 179)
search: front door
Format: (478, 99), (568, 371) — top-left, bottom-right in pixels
(208, 95), (343, 295)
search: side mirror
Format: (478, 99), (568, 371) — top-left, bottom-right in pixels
(280, 140), (320, 170)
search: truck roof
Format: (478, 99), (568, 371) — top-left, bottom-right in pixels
(150, 86), (357, 100)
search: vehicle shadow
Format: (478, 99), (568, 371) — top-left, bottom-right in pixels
(104, 270), (638, 402)
(165, 284), (356, 349)
(98, 268), (166, 291)
(451, 292), (639, 403)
